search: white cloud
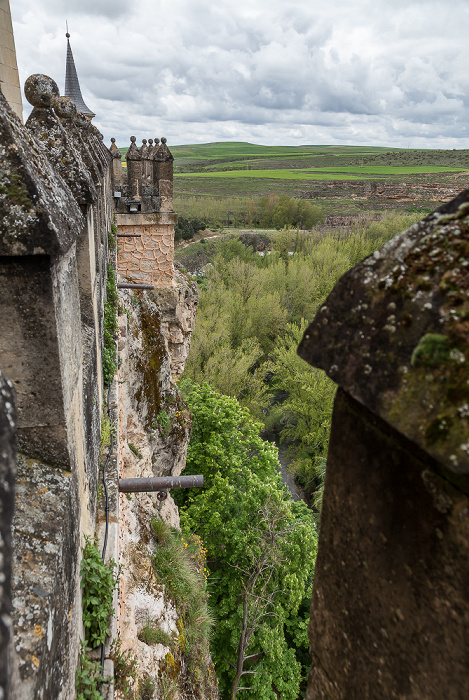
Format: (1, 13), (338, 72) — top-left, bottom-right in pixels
(10, 0), (469, 148)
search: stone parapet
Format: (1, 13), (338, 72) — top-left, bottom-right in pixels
(300, 191), (469, 699)
(0, 73), (115, 697)
(111, 135), (174, 215)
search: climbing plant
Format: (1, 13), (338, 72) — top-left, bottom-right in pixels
(103, 262), (118, 385)
(80, 536), (118, 649)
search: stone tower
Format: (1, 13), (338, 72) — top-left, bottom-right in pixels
(0, 0), (23, 121)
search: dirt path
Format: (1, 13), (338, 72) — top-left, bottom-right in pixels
(277, 445), (307, 503)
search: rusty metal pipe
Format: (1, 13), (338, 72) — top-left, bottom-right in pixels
(118, 475), (204, 492)
(117, 283), (154, 290)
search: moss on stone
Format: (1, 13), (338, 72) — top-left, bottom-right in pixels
(411, 334), (452, 368)
(134, 296), (166, 430)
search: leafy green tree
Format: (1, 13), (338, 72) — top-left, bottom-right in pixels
(175, 216), (206, 241)
(178, 382), (317, 699)
(266, 321), (336, 507)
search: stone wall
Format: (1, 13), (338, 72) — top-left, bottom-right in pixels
(297, 179), (463, 204)
(0, 73), (114, 698)
(299, 192), (469, 699)
(116, 212), (176, 287)
(0, 372), (16, 700)
(112, 135), (176, 287)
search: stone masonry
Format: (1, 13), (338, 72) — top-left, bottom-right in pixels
(299, 191), (469, 699)
(113, 135), (176, 287)
(116, 212), (176, 287)
(0, 74), (114, 698)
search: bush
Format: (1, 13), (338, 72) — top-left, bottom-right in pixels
(175, 216), (206, 242)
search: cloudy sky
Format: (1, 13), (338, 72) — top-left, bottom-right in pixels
(10, 0), (469, 149)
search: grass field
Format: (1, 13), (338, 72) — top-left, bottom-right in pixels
(117, 141), (469, 217)
(176, 165), (468, 180)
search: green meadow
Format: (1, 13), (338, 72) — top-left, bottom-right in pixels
(116, 141), (469, 216)
(176, 165), (467, 180)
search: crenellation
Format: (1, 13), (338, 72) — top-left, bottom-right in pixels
(299, 191), (469, 700)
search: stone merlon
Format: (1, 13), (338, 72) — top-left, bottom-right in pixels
(298, 190), (469, 491)
(0, 87), (84, 256)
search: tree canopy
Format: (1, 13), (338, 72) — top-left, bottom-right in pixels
(178, 382), (318, 699)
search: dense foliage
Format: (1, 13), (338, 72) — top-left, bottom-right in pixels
(183, 212), (422, 506)
(177, 382), (317, 699)
(174, 194), (323, 230)
(175, 215), (207, 241)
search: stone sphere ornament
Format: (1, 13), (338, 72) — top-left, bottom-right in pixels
(54, 96), (77, 120)
(24, 74), (59, 108)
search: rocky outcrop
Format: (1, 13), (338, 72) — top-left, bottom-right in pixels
(115, 269), (206, 692)
(297, 179), (465, 205)
(299, 191), (469, 699)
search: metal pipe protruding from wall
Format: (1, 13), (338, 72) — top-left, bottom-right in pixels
(118, 475), (204, 493)
(117, 283), (154, 290)
(116, 233), (142, 238)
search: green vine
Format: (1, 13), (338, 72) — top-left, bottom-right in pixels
(76, 643), (108, 699)
(81, 537), (118, 649)
(103, 263), (118, 386)
(108, 221), (118, 252)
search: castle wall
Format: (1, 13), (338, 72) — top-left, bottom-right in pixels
(116, 212), (176, 287)
(0, 76), (115, 697)
(0, 372), (16, 700)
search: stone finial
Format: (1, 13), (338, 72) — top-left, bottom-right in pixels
(140, 138), (149, 157)
(54, 95), (77, 120)
(154, 137), (173, 162)
(24, 74), (59, 109)
(154, 138), (160, 146)
(109, 137), (122, 159)
(126, 135), (141, 161)
(75, 110), (91, 131)
(148, 138), (153, 147)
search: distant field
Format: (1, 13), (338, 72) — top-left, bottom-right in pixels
(176, 165), (467, 180)
(116, 141), (469, 216)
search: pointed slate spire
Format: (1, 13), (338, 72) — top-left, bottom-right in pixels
(64, 31), (95, 119)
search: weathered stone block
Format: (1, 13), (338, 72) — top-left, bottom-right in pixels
(0, 372), (16, 700)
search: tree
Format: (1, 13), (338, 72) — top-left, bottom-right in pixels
(178, 383), (318, 699)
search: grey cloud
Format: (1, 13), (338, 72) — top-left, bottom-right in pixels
(12, 0), (469, 148)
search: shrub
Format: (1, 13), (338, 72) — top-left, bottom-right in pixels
(109, 638), (138, 696)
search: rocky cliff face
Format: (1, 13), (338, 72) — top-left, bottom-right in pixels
(114, 269), (217, 696)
